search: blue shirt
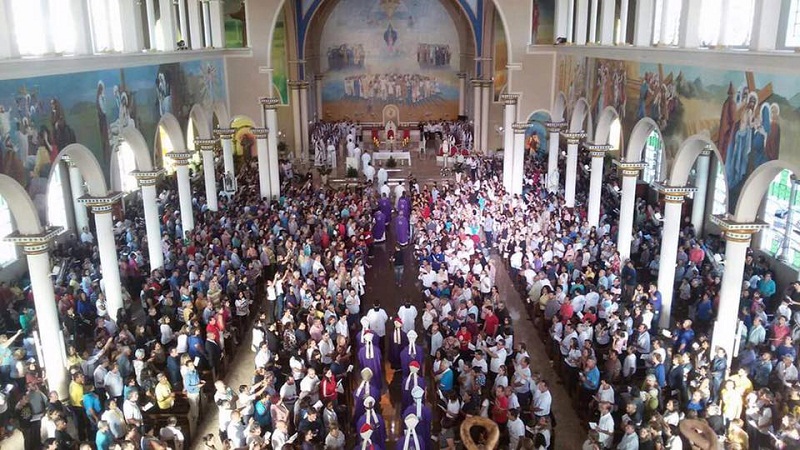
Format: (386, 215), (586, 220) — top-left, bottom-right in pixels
(183, 369), (202, 394)
(439, 369), (454, 392)
(96, 430), (113, 450)
(582, 367), (600, 391)
(83, 392), (102, 418)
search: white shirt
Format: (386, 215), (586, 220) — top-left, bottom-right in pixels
(397, 305), (418, 333)
(532, 389), (551, 416)
(489, 347), (507, 373)
(366, 308), (389, 337)
(104, 371), (124, 397)
(597, 412), (614, 448)
(123, 400), (142, 424)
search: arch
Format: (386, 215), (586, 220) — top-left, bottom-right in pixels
(624, 117), (662, 162)
(667, 134), (727, 192)
(119, 126), (155, 171)
(0, 174), (44, 235)
(49, 144), (109, 197)
(188, 104), (214, 140)
(734, 160), (800, 223)
(525, 110), (551, 157)
(212, 102), (231, 130)
(569, 97), (589, 132)
(553, 92), (567, 122)
(155, 113), (187, 153)
(265, 0), (288, 64)
(594, 106), (620, 145)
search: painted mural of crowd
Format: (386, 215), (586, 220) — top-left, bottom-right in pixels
(595, 60), (628, 119)
(343, 73), (442, 104)
(637, 70), (679, 130)
(327, 44), (367, 71)
(416, 43), (451, 68)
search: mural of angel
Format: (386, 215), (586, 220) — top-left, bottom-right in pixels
(156, 72), (172, 116)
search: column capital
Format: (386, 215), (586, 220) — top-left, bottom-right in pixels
(500, 94), (519, 105)
(545, 121), (567, 133)
(480, 80), (494, 88)
(699, 147), (713, 157)
(195, 138), (217, 151)
(4, 227), (62, 255)
(653, 182), (697, 203)
(470, 78), (483, 87)
(613, 159), (649, 177)
(166, 151), (195, 165)
(288, 80), (310, 89)
(78, 193), (124, 213)
(251, 128), (269, 138)
(131, 169), (165, 187)
(583, 142), (614, 157)
(259, 97), (281, 109)
(214, 128), (236, 139)
(61, 155), (79, 168)
(457, 72), (468, 79)
(313, 74), (324, 81)
(562, 131), (586, 144)
(710, 215), (768, 243)
(512, 122), (529, 134)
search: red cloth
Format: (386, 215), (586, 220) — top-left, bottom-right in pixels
(371, 129), (379, 140)
(403, 129), (410, 139)
(483, 313), (500, 336)
(387, 130), (395, 140)
(320, 375), (337, 402)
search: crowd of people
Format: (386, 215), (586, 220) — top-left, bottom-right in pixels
(342, 74), (442, 105)
(416, 44), (452, 68)
(326, 44), (366, 71)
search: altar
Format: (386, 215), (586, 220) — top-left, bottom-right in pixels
(372, 151), (412, 166)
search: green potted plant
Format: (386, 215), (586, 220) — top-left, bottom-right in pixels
(387, 156), (398, 168)
(346, 166), (359, 178)
(317, 165), (332, 185)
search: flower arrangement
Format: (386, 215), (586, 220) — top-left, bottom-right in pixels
(317, 165), (332, 176)
(346, 166), (359, 178)
(387, 157), (398, 168)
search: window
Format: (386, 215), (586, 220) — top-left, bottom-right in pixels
(608, 118), (622, 151)
(117, 142), (139, 193)
(652, 0), (682, 46)
(11, 0), (46, 55)
(760, 169), (800, 268)
(47, 166), (69, 231)
(698, 0), (754, 47)
(51, 0), (77, 53)
(159, 126), (177, 174)
(0, 197), (18, 267)
(88, 0), (124, 52)
(786, 0), (800, 47)
(711, 160), (728, 215)
(641, 130), (663, 184)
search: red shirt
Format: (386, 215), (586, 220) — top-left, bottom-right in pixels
(320, 375), (337, 401)
(559, 303), (574, 324)
(492, 394), (509, 424)
(456, 329), (472, 350)
(483, 313), (500, 337)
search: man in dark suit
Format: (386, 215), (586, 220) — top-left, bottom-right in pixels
(205, 332), (222, 374)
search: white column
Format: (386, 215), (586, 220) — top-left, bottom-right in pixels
(216, 129), (236, 192)
(656, 188), (693, 329)
(678, 0), (703, 48)
(289, 82), (303, 160)
(299, 82), (311, 159)
(253, 128), (271, 199)
(750, 0), (781, 51)
(187, 0), (203, 49)
(84, 197), (124, 321)
(159, 0), (178, 51)
(588, 0), (599, 43)
(458, 73), (467, 116)
(197, 140), (218, 211)
(567, 0), (576, 43)
(563, 131), (585, 208)
(472, 79), (482, 152)
(39, 0), (55, 54)
(0, 0), (14, 58)
(177, 0), (189, 43)
(633, 0), (655, 46)
(545, 122), (564, 193)
(202, 0), (213, 48)
(67, 162), (90, 234)
(585, 144), (611, 227)
(599, 0), (615, 45)
(145, 0), (158, 50)
(501, 95), (518, 191)
(710, 219), (763, 369)
(480, 80), (491, 155)
(511, 123), (527, 196)
(169, 153), (195, 234)
(314, 75), (324, 120)
(132, 171), (164, 271)
(616, 161), (646, 260)
(618, 0), (629, 44)
(555, 0), (570, 41)
(209, 0), (225, 48)
(19, 239), (68, 398)
(265, 101), (281, 198)
(69, 0), (93, 54)
(690, 149), (711, 234)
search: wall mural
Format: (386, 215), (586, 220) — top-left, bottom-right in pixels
(557, 54), (800, 211)
(0, 58), (226, 222)
(532, 0), (555, 45)
(493, 12), (508, 101)
(271, 10), (289, 104)
(319, 0), (461, 122)
(526, 110), (551, 158)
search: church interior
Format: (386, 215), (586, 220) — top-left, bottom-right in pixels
(0, 0), (799, 449)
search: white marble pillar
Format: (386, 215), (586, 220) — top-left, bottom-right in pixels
(633, 0), (655, 46)
(545, 122), (565, 193)
(511, 123), (527, 196)
(678, 0), (703, 48)
(209, 0), (225, 48)
(168, 152), (195, 234)
(253, 128), (271, 199)
(480, 80), (491, 155)
(585, 143), (612, 227)
(145, 0), (158, 49)
(132, 171), (165, 270)
(472, 79), (482, 152)
(262, 98), (281, 199)
(216, 128), (237, 192)
(567, 0), (576, 42)
(501, 94), (519, 191)
(289, 82), (303, 160)
(750, 0), (782, 51)
(563, 131), (585, 208)
(158, 0), (177, 51)
(458, 73), (467, 116)
(5, 231), (66, 397)
(690, 149), (711, 235)
(615, 161), (647, 260)
(202, 0), (213, 48)
(80, 195), (124, 321)
(588, 0), (599, 43)
(187, 0), (203, 48)
(618, 0), (629, 44)
(655, 186), (694, 329)
(710, 217), (764, 370)
(599, 0), (616, 45)
(196, 140), (218, 211)
(67, 161), (90, 234)
(299, 81), (311, 160)
(314, 74), (324, 120)
(177, 0), (189, 43)
(555, 0), (570, 41)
